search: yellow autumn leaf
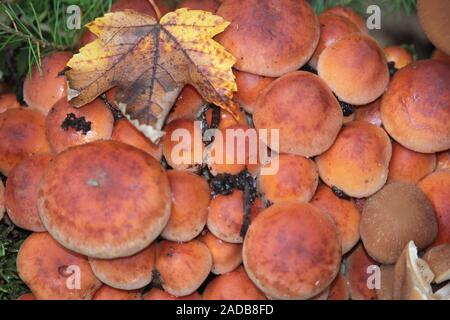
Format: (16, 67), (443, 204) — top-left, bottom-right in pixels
(66, 8), (238, 142)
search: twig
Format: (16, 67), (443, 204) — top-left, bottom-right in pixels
(0, 21), (71, 51)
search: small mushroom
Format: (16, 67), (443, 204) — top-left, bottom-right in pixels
(436, 151), (450, 170)
(380, 60), (450, 153)
(258, 154), (319, 205)
(417, 0), (450, 55)
(205, 106), (247, 130)
(162, 170), (210, 242)
(17, 232), (102, 300)
(393, 241), (435, 300)
(387, 141), (436, 184)
(422, 244), (450, 284)
(198, 231), (242, 275)
(383, 46), (413, 69)
(89, 243), (156, 290)
(176, 0), (219, 13)
(253, 71), (343, 157)
(360, 182), (438, 264)
(155, 240), (212, 297)
(203, 266), (267, 300)
(38, 140), (171, 259)
(216, 0), (319, 77)
(5, 153), (52, 232)
(23, 52), (73, 115)
(143, 288), (202, 300)
(162, 119), (204, 171)
(316, 121), (392, 198)
(344, 243), (378, 300)
(167, 85), (205, 123)
(111, 118), (162, 161)
(0, 109), (50, 175)
(322, 6), (368, 33)
(93, 285), (141, 300)
(353, 98), (382, 127)
(234, 70), (274, 114)
(431, 48), (450, 64)
(418, 170), (450, 246)
(243, 202), (341, 300)
(0, 93), (20, 113)
(376, 264), (395, 300)
(46, 98), (114, 153)
(311, 184), (361, 254)
(327, 273), (349, 300)
(317, 34), (389, 105)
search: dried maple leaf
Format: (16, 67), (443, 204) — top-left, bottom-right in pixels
(66, 8), (237, 142)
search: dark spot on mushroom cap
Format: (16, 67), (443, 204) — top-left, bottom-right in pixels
(61, 113), (92, 135)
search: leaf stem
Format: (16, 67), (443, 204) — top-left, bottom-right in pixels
(148, 0), (161, 20)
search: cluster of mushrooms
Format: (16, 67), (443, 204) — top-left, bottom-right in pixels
(0, 0), (449, 300)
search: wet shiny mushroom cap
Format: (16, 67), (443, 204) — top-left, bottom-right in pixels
(203, 266), (267, 300)
(162, 170), (210, 242)
(234, 70), (274, 114)
(380, 60), (450, 153)
(418, 170), (450, 246)
(38, 140), (171, 259)
(360, 182), (438, 264)
(317, 33), (389, 105)
(17, 232), (102, 300)
(93, 285), (141, 300)
(89, 243), (156, 290)
(383, 46), (413, 69)
(258, 154), (319, 205)
(166, 85), (205, 123)
(216, 0), (319, 77)
(155, 240), (212, 297)
(253, 71), (343, 157)
(387, 141), (436, 184)
(111, 118), (162, 161)
(23, 51), (73, 115)
(5, 153), (53, 232)
(0, 108), (50, 175)
(46, 98), (114, 153)
(353, 99), (382, 127)
(243, 202), (341, 300)
(316, 121), (392, 198)
(436, 151), (450, 170)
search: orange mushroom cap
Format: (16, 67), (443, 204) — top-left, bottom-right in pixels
(38, 140), (171, 259)
(327, 273), (349, 300)
(0, 93), (20, 113)
(176, 0), (219, 13)
(436, 151), (450, 171)
(353, 98), (382, 127)
(383, 46), (413, 69)
(417, 0), (450, 55)
(93, 285), (141, 300)
(167, 85), (205, 123)
(322, 6), (368, 33)
(143, 288), (202, 300)
(233, 70), (274, 114)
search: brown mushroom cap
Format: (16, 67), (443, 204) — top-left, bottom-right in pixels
(422, 244), (450, 284)
(162, 170), (210, 242)
(418, 0), (450, 55)
(22, 52), (73, 115)
(205, 107), (247, 130)
(203, 266), (267, 300)
(436, 151), (450, 170)
(143, 288), (202, 300)
(198, 231), (242, 275)
(383, 46), (413, 69)
(234, 70), (274, 114)
(432, 48), (450, 64)
(253, 71), (343, 157)
(353, 99), (382, 127)
(111, 118), (162, 161)
(162, 119), (204, 172)
(322, 6), (368, 33)
(46, 98), (114, 153)
(0, 109), (50, 175)
(176, 0), (219, 12)
(216, 0), (319, 77)
(167, 85), (205, 123)
(316, 121), (392, 198)
(344, 243), (377, 300)
(0, 182), (4, 222)
(388, 141), (436, 184)
(17, 232), (102, 300)
(38, 140), (171, 259)
(155, 240), (212, 297)
(0, 93), (20, 113)
(381, 60), (450, 153)
(376, 264), (395, 300)
(93, 285), (141, 300)
(360, 182), (438, 264)
(317, 34), (389, 105)
(327, 273), (349, 300)
(17, 293), (35, 300)
(243, 202), (341, 300)
(311, 185), (361, 254)
(418, 170), (450, 246)
(5, 153), (52, 232)
(258, 154), (319, 205)
(89, 243), (156, 290)
(207, 190), (246, 243)
(310, 12), (360, 68)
